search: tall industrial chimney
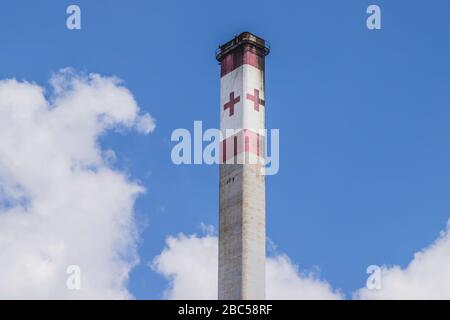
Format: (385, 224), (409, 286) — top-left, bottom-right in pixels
(216, 32), (270, 300)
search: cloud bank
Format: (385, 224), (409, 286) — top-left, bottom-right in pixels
(152, 222), (450, 300)
(151, 229), (342, 300)
(355, 221), (450, 300)
(0, 70), (155, 299)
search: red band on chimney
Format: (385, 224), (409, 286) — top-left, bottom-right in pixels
(220, 130), (264, 163)
(220, 44), (265, 77)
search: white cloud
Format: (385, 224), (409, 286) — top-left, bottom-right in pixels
(266, 254), (342, 299)
(354, 221), (450, 300)
(136, 113), (156, 134)
(152, 232), (219, 300)
(151, 228), (343, 300)
(0, 70), (155, 299)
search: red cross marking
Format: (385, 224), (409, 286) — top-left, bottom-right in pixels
(224, 92), (240, 116)
(246, 89), (265, 112)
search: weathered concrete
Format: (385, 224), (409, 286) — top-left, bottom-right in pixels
(219, 163), (266, 300)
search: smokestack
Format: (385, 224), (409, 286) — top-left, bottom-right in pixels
(216, 32), (270, 300)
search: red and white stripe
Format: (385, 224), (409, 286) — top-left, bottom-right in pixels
(219, 45), (266, 164)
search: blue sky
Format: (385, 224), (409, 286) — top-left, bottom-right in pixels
(1, 0), (450, 299)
